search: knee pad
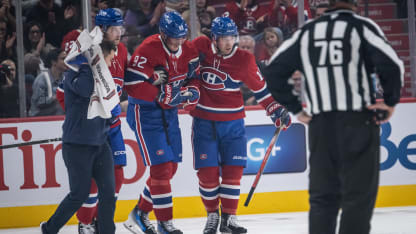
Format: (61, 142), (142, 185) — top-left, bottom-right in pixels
(171, 162), (178, 177)
(150, 162), (174, 186)
(221, 165), (244, 184)
(197, 166), (220, 187)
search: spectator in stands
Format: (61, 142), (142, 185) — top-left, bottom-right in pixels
(239, 35), (257, 106)
(0, 18), (16, 62)
(225, 0), (269, 36)
(29, 48), (66, 116)
(23, 21), (55, 58)
(61, 0), (82, 32)
(165, 0), (189, 13)
(24, 53), (42, 112)
(255, 27), (283, 64)
(314, 2), (329, 18)
(239, 34), (256, 54)
(288, 70), (302, 97)
(182, 0), (215, 37)
(0, 0), (16, 30)
(266, 0), (312, 38)
(24, 0), (75, 47)
(124, 0), (166, 38)
(0, 59), (19, 117)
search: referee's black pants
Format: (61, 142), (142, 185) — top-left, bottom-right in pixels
(308, 111), (380, 234)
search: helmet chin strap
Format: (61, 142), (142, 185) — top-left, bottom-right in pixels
(160, 32), (179, 54)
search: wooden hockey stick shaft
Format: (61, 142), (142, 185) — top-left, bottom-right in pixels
(0, 137), (62, 150)
(244, 127), (282, 207)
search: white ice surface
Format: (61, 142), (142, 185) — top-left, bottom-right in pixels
(0, 206), (415, 234)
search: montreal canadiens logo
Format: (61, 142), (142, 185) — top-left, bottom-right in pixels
(200, 154), (208, 160)
(201, 67), (227, 90)
(156, 149), (164, 156)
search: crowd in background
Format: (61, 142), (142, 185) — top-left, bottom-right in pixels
(0, 0), (409, 118)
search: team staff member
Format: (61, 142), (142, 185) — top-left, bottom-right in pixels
(41, 40), (118, 234)
(263, 0), (403, 233)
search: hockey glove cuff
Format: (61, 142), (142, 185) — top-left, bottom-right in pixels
(152, 65), (168, 85)
(180, 86), (200, 111)
(266, 102), (292, 130)
(157, 83), (183, 107)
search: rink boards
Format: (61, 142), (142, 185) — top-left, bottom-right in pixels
(0, 101), (415, 228)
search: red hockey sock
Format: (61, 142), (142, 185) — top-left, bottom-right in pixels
(149, 162), (175, 221)
(197, 167), (220, 212)
(76, 180), (98, 224)
(137, 177), (153, 213)
(220, 165), (244, 215)
(114, 165), (124, 196)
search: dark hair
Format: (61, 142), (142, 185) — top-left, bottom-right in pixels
(317, 3), (330, 8)
(0, 19), (11, 37)
(43, 48), (62, 69)
(100, 40), (117, 57)
(23, 21), (43, 52)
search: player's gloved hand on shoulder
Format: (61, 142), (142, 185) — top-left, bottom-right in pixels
(180, 86), (200, 111)
(157, 83), (183, 107)
(266, 102), (291, 130)
(152, 65), (168, 85)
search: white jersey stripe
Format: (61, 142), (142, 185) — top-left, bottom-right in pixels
(333, 66), (347, 111)
(301, 31), (320, 114)
(317, 67), (331, 112)
(348, 28), (362, 110)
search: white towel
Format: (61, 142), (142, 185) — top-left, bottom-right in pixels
(64, 26), (119, 119)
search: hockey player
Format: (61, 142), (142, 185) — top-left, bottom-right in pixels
(56, 8), (129, 234)
(190, 17), (291, 234)
(123, 11), (200, 234)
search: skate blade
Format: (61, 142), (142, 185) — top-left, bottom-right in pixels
(123, 218), (145, 234)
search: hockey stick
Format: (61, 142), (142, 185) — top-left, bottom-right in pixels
(0, 137), (62, 150)
(244, 126), (282, 207)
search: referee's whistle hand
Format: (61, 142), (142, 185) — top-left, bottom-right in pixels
(367, 102), (395, 125)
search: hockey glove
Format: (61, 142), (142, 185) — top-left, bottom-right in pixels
(266, 102), (291, 130)
(152, 65), (168, 85)
(180, 86), (200, 111)
(157, 83), (184, 107)
(110, 104), (122, 126)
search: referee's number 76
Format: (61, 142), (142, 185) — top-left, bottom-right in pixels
(315, 40), (343, 66)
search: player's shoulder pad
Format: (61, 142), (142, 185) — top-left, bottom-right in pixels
(118, 42), (128, 53)
(236, 48), (256, 65)
(132, 35), (162, 58)
(192, 35), (211, 49)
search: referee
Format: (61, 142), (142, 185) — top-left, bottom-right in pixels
(263, 0), (404, 234)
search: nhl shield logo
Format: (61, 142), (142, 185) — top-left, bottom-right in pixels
(201, 67), (227, 90)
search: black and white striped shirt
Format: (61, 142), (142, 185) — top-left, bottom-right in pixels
(263, 8), (404, 115)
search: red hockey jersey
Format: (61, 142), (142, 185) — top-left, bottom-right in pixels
(124, 34), (200, 103)
(190, 36), (275, 121)
(110, 42), (128, 97)
(224, 1), (269, 35)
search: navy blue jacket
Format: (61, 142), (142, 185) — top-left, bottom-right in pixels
(62, 64), (109, 145)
